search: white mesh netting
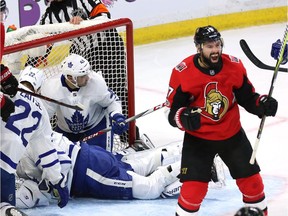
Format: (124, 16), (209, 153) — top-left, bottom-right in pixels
(3, 17), (135, 152)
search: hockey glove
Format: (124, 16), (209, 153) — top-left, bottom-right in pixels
(0, 64), (19, 97)
(257, 95), (278, 117)
(0, 93), (15, 122)
(50, 174), (69, 208)
(174, 107), (201, 131)
(271, 39), (287, 65)
(110, 113), (129, 135)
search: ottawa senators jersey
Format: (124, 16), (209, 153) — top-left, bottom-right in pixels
(166, 53), (259, 140)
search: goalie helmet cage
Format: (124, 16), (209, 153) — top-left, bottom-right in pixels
(3, 18), (136, 152)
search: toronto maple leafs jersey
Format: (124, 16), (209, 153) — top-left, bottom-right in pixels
(0, 84), (63, 185)
(40, 72), (122, 134)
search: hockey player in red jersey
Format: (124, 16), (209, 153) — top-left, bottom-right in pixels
(165, 25), (278, 216)
(0, 0), (18, 122)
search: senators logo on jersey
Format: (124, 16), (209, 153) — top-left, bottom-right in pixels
(201, 82), (229, 121)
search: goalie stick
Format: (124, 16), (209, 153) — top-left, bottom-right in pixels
(82, 102), (167, 142)
(240, 39), (287, 72)
(249, 25), (288, 164)
(17, 87), (84, 111)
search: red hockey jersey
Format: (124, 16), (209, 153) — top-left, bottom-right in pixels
(166, 53), (258, 141)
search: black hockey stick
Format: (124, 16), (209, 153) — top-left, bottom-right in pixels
(240, 39), (287, 72)
(17, 87), (84, 111)
(249, 25), (288, 164)
(82, 102), (167, 142)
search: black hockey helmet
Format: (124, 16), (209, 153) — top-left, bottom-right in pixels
(194, 25), (222, 46)
(234, 207), (264, 216)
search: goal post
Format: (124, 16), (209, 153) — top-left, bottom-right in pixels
(3, 17), (136, 152)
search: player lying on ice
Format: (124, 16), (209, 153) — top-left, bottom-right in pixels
(15, 131), (225, 209)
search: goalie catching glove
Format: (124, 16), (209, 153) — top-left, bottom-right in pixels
(256, 95), (278, 118)
(175, 107), (201, 131)
(110, 112), (129, 135)
(0, 64), (19, 97)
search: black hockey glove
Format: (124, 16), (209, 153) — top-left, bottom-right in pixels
(0, 93), (15, 122)
(257, 95), (278, 118)
(174, 107), (201, 131)
(257, 95), (278, 117)
(0, 64), (19, 97)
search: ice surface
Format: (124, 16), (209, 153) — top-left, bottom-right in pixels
(21, 23), (288, 216)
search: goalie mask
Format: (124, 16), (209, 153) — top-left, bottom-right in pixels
(61, 54), (91, 88)
(19, 66), (45, 92)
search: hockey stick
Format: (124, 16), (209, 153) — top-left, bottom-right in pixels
(249, 25), (288, 164)
(240, 39), (287, 72)
(82, 102), (167, 142)
(17, 87), (84, 111)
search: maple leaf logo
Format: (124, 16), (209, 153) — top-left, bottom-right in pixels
(65, 111), (89, 133)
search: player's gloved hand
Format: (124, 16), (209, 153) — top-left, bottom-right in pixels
(174, 107), (201, 131)
(0, 64), (19, 97)
(0, 93), (15, 122)
(110, 113), (129, 135)
(271, 39), (288, 65)
(257, 95), (278, 117)
(50, 174), (69, 208)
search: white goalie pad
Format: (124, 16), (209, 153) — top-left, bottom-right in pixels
(16, 178), (50, 209)
(128, 161), (180, 200)
(161, 155), (226, 198)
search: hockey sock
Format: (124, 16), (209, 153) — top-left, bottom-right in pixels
(236, 173), (267, 215)
(176, 181), (208, 215)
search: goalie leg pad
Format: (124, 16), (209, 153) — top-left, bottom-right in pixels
(161, 179), (182, 198)
(128, 161), (180, 199)
(122, 142), (182, 176)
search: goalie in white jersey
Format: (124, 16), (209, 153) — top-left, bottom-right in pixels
(15, 131), (182, 208)
(1, 66), (69, 215)
(40, 53), (128, 152)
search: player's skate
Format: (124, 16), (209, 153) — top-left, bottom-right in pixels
(131, 133), (155, 151)
(0, 202), (28, 216)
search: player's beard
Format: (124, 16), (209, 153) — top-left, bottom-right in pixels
(201, 52), (222, 70)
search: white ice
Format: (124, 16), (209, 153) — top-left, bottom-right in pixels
(21, 23), (288, 216)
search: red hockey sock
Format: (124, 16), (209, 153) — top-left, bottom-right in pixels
(177, 181), (208, 213)
(236, 173), (267, 215)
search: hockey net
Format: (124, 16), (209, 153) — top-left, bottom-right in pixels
(2, 17), (136, 152)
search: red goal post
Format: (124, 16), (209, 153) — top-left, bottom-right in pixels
(3, 17), (136, 152)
